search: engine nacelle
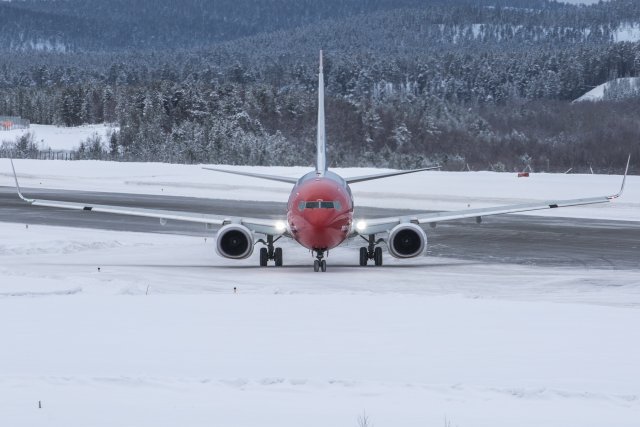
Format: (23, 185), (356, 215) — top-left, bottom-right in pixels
(387, 223), (427, 259)
(216, 224), (254, 260)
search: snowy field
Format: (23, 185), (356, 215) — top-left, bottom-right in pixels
(0, 221), (639, 427)
(0, 124), (116, 150)
(1, 159), (638, 222)
(1, 160), (639, 426)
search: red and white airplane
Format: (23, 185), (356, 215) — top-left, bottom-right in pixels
(10, 52), (629, 272)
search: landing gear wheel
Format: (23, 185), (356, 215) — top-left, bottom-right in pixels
(374, 247), (383, 266)
(359, 247), (368, 266)
(260, 247), (268, 267)
(320, 260), (327, 272)
(313, 260), (320, 272)
(274, 247), (283, 267)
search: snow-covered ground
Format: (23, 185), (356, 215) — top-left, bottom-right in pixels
(0, 124), (117, 150)
(1, 159), (638, 222)
(0, 221), (639, 427)
(1, 161), (639, 426)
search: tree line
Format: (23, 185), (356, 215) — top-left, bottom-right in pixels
(0, 0), (639, 173)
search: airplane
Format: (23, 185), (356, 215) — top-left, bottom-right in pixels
(9, 51), (630, 272)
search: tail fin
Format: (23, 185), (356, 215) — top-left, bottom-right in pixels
(316, 50), (327, 175)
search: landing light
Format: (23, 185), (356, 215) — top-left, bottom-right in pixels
(356, 220), (367, 232)
(275, 221), (287, 232)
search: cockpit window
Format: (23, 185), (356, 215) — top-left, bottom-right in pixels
(298, 201), (342, 211)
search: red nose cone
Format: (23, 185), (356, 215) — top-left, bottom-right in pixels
(296, 208), (349, 249)
(304, 208), (335, 227)
(288, 178), (353, 250)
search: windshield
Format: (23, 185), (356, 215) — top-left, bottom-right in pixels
(298, 200), (342, 211)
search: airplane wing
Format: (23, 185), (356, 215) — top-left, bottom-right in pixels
(202, 165), (441, 185)
(202, 167), (299, 184)
(344, 166), (440, 184)
(354, 156), (630, 236)
(10, 160), (288, 237)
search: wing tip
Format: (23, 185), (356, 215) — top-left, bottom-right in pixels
(9, 158), (34, 203)
(608, 154), (631, 200)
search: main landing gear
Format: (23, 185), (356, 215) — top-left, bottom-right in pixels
(313, 249), (327, 272)
(359, 234), (384, 267)
(257, 235), (283, 267)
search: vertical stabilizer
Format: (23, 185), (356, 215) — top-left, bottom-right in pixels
(316, 50), (327, 174)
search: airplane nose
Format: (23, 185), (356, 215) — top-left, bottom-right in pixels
(297, 208), (349, 250)
(305, 209), (333, 227)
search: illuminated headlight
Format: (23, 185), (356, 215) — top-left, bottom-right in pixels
(356, 220), (367, 232)
(275, 221), (287, 232)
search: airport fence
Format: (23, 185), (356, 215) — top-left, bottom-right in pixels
(0, 149), (78, 160)
(0, 146), (214, 163)
(0, 149), (148, 162)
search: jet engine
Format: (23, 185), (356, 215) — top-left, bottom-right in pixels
(216, 224), (254, 259)
(387, 223), (427, 258)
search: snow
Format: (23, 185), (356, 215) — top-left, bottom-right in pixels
(614, 23), (640, 42)
(574, 77), (640, 102)
(0, 220), (639, 427)
(0, 124), (117, 151)
(575, 82), (606, 102)
(0, 157), (638, 425)
(1, 159), (638, 222)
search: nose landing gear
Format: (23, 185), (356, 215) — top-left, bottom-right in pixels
(257, 235), (283, 267)
(313, 259), (327, 272)
(313, 249), (327, 272)
(359, 234), (384, 267)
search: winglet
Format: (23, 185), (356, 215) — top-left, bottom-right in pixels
(608, 154), (631, 200)
(9, 159), (34, 203)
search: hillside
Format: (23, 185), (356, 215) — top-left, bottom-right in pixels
(1, 0), (638, 52)
(0, 0), (540, 52)
(574, 77), (640, 102)
(0, 0), (639, 172)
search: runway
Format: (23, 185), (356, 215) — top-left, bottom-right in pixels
(1, 186), (638, 270)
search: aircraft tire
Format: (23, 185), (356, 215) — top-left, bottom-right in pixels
(314, 260), (320, 272)
(374, 247), (383, 266)
(359, 247), (368, 266)
(260, 247), (268, 267)
(320, 260), (327, 272)
(274, 247), (283, 267)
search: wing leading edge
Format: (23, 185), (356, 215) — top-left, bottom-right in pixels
(201, 166), (299, 184)
(355, 156), (631, 236)
(344, 165), (441, 184)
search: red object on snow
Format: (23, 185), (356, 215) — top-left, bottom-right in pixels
(518, 172), (530, 178)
